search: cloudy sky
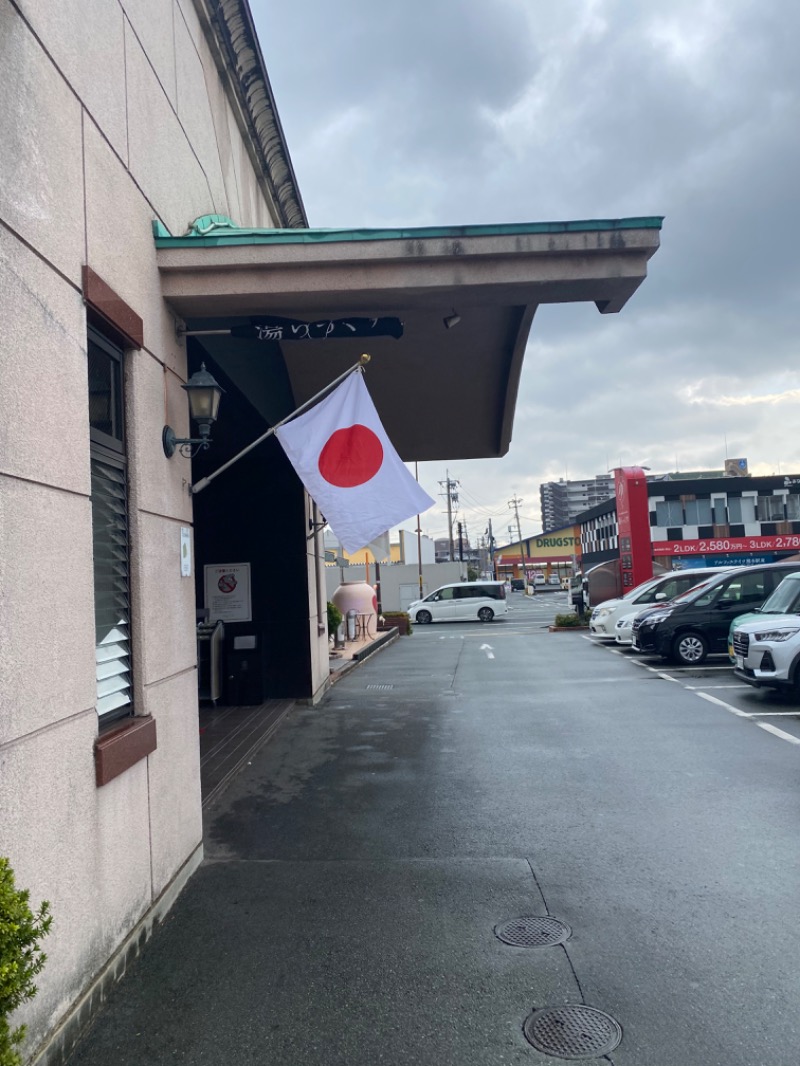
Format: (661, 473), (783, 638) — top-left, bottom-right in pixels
(252, 0), (800, 545)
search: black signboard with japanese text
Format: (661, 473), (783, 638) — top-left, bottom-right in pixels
(232, 316), (404, 342)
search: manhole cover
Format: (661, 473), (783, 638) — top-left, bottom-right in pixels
(494, 915), (571, 947)
(523, 1005), (622, 1060)
(365, 684), (394, 690)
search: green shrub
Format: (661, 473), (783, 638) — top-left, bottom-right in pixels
(0, 858), (52, 1066)
(553, 612), (586, 628)
(326, 601), (343, 634)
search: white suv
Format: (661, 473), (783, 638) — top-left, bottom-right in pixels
(589, 567), (728, 639)
(732, 572), (800, 693)
(732, 617), (800, 694)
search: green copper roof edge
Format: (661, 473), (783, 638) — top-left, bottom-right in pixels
(153, 216), (664, 248)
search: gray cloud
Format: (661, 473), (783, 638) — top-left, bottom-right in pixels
(253, 0), (800, 540)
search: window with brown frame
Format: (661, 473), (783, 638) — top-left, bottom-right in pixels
(88, 327), (133, 723)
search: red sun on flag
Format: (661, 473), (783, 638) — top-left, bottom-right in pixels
(318, 424), (384, 487)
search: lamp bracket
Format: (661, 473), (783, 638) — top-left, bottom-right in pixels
(163, 426), (212, 459)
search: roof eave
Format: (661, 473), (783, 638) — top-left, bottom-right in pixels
(190, 0), (307, 228)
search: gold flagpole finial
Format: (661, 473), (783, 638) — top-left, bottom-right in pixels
(359, 353), (371, 366)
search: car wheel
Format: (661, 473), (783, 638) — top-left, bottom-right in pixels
(416, 609), (432, 625)
(478, 607), (494, 622)
(672, 631), (708, 665)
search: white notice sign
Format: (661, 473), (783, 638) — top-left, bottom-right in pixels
(204, 563), (252, 622)
(180, 527), (192, 577)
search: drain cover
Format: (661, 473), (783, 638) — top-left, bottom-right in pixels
(523, 1005), (622, 1060)
(494, 915), (571, 947)
(365, 684), (394, 690)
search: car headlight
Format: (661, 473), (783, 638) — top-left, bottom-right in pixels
(592, 607), (611, 620)
(616, 618), (633, 630)
(754, 628), (800, 642)
(644, 610), (672, 625)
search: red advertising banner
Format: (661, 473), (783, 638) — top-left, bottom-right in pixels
(653, 534), (800, 556)
(614, 467), (653, 589)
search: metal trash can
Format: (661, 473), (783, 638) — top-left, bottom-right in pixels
(346, 609), (358, 641)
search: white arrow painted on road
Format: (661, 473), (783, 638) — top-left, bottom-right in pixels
(480, 643), (495, 659)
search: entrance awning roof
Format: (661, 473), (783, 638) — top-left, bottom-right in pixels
(155, 216), (662, 461)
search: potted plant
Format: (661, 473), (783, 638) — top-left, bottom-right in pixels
(380, 611), (412, 635)
(326, 601), (344, 647)
(550, 612), (590, 631)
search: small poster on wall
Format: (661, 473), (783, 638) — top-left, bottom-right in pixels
(204, 563), (252, 622)
(180, 527), (192, 577)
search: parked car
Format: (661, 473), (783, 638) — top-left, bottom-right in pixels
(729, 571), (800, 692)
(727, 569), (800, 660)
(407, 581), (509, 623)
(589, 567), (727, 639)
(631, 561), (800, 665)
(614, 611), (639, 646)
(510, 578), (525, 591)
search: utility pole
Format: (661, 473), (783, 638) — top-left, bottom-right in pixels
(457, 521), (464, 562)
(487, 518), (496, 578)
(509, 495), (526, 590)
(439, 472), (460, 560)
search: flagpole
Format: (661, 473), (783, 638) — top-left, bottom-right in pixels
(189, 354), (371, 496)
(415, 462), (424, 603)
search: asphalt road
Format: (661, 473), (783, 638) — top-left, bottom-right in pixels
(68, 592), (800, 1065)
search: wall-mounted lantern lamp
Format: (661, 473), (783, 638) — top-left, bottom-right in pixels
(162, 363), (224, 458)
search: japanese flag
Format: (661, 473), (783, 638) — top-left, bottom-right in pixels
(275, 372), (434, 554)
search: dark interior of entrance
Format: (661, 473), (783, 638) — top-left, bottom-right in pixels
(189, 337), (315, 703)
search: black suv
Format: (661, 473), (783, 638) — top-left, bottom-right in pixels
(631, 561), (800, 665)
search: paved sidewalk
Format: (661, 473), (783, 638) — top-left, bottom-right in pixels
(64, 613), (800, 1066)
(66, 632), (563, 1066)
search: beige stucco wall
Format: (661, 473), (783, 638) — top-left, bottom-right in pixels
(0, 0), (289, 1055)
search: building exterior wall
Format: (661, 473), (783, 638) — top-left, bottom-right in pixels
(540, 476), (615, 531)
(0, 0), (295, 1057)
(577, 475), (800, 577)
(397, 530), (436, 565)
(494, 525), (580, 581)
(325, 563), (465, 612)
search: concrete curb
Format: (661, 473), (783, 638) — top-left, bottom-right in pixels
(329, 628), (400, 684)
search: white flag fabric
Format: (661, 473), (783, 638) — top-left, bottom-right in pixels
(365, 531), (392, 562)
(275, 373), (434, 554)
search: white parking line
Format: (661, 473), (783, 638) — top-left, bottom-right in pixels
(695, 692), (751, 717)
(685, 684), (745, 690)
(556, 677), (644, 684)
(747, 711), (800, 717)
(695, 691), (800, 744)
(623, 656), (678, 682)
(755, 722), (800, 745)
(590, 633), (800, 747)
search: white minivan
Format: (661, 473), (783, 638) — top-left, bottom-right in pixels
(407, 581), (508, 624)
